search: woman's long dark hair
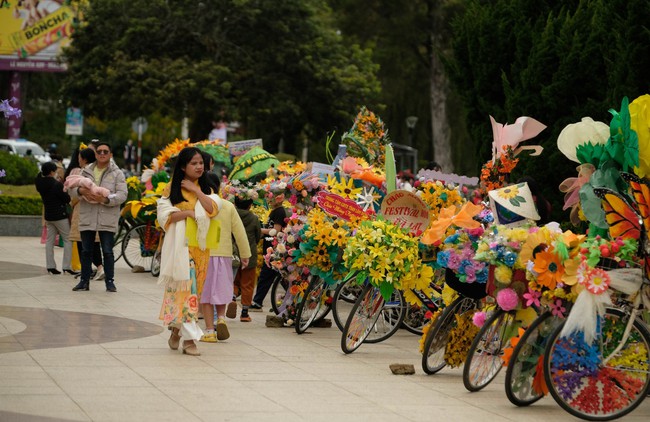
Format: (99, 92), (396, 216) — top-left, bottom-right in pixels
(168, 147), (212, 205)
(64, 147), (81, 179)
(64, 148), (96, 179)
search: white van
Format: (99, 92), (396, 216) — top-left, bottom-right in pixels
(0, 139), (51, 165)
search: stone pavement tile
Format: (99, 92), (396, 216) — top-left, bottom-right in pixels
(0, 394), (89, 421)
(45, 366), (152, 390)
(386, 404), (513, 422)
(161, 386), (286, 413)
(293, 413), (404, 422)
(333, 379), (465, 406)
(206, 360), (299, 375)
(0, 351), (37, 366)
(69, 387), (179, 412)
(83, 411), (201, 422)
(194, 412), (303, 422)
(0, 365), (50, 380)
(0, 377), (63, 395)
(130, 365), (225, 381)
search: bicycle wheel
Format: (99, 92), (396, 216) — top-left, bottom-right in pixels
(505, 312), (560, 406)
(363, 288), (406, 344)
(544, 307), (650, 421)
(112, 219), (129, 263)
(150, 247), (162, 277)
(422, 296), (479, 375)
(270, 274), (288, 315)
(341, 285), (384, 354)
(463, 309), (517, 392)
(402, 304), (426, 335)
(295, 276), (327, 334)
(332, 279), (363, 332)
(122, 223), (160, 271)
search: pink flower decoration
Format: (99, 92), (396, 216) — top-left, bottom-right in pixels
(496, 288), (519, 311)
(472, 311), (487, 327)
(523, 288), (541, 308)
(549, 299), (566, 318)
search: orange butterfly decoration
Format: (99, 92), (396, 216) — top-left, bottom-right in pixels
(594, 173), (650, 276)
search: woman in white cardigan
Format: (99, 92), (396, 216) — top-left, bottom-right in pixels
(157, 147), (220, 356)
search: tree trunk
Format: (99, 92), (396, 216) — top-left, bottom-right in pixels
(429, 31), (452, 172)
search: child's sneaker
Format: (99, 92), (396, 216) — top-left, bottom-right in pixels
(216, 318), (230, 340)
(249, 302), (263, 312)
(200, 332), (217, 343)
(240, 309), (251, 322)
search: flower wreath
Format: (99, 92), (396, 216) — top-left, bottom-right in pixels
(343, 218), (434, 302)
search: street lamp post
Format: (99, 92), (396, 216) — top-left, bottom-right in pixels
(406, 116), (418, 147)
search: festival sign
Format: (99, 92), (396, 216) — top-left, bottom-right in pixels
(380, 189), (430, 236)
(0, 2), (78, 72)
(316, 191), (367, 222)
(227, 138), (263, 157)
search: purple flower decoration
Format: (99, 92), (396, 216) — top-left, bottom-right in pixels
(0, 169), (6, 178)
(0, 98), (21, 119)
(447, 252), (461, 270)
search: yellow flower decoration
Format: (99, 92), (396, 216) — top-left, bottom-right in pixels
(630, 94), (650, 178)
(495, 265), (513, 285)
(330, 177), (363, 200)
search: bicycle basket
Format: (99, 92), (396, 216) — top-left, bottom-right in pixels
(444, 268), (488, 299)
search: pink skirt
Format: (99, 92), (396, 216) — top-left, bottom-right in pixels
(201, 256), (234, 305)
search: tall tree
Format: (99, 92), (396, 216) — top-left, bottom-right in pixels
(328, 0), (466, 172)
(448, 0), (650, 220)
(61, 0), (380, 160)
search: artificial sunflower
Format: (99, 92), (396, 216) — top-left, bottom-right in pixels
(497, 185), (520, 200)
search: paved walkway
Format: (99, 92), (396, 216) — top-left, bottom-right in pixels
(0, 236), (648, 422)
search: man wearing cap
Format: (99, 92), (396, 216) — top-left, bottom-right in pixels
(249, 188), (288, 311)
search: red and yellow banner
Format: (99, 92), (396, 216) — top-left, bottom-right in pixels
(0, 1), (79, 68)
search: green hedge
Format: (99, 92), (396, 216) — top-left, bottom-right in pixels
(0, 195), (42, 215)
(0, 151), (40, 185)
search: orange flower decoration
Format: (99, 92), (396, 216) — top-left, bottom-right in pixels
(532, 355), (549, 395)
(501, 327), (525, 366)
(532, 250), (565, 290)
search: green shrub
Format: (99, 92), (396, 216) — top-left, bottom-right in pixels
(0, 151), (40, 185)
(0, 195), (42, 215)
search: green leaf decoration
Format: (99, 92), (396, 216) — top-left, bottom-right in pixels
(605, 97), (639, 172)
(379, 281), (394, 302)
(356, 272), (367, 285)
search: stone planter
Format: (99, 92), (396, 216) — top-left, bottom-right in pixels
(0, 215), (41, 236)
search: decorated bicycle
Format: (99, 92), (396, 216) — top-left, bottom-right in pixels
(541, 96), (650, 420)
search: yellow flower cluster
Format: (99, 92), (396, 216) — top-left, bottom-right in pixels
(608, 343), (649, 371)
(444, 310), (480, 367)
(126, 176), (141, 190)
(417, 181), (464, 220)
(343, 219), (434, 296)
(277, 160), (306, 175)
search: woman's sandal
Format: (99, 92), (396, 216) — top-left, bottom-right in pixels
(168, 328), (181, 350)
(182, 341), (201, 356)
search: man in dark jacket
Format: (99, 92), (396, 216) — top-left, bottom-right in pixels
(35, 162), (74, 275)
